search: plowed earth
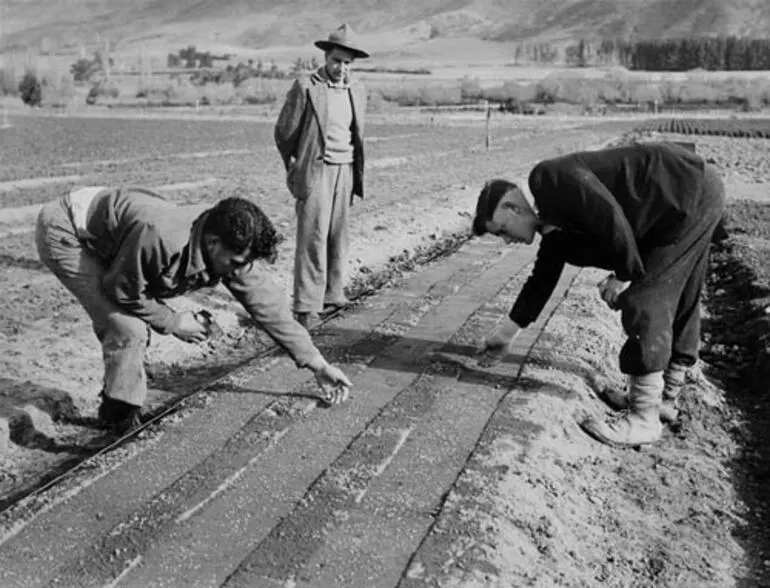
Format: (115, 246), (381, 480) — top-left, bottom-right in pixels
(0, 113), (768, 587)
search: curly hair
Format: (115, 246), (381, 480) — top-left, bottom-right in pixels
(202, 197), (283, 264)
(472, 179), (520, 236)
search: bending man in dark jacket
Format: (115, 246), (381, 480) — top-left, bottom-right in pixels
(36, 187), (352, 434)
(472, 142), (726, 448)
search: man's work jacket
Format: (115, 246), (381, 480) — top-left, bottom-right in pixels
(509, 142), (710, 328)
(274, 67), (366, 203)
(75, 187), (322, 368)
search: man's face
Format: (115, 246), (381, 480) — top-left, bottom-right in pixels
(325, 47), (355, 83)
(485, 191), (538, 245)
(203, 235), (252, 278)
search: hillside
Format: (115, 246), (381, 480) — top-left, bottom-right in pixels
(3, 0), (770, 62)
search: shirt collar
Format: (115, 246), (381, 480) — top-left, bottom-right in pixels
(312, 66), (350, 90)
(185, 211), (214, 281)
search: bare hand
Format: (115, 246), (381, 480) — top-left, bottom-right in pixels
(477, 320), (521, 367)
(313, 362), (352, 406)
(598, 275), (631, 310)
(171, 310), (209, 343)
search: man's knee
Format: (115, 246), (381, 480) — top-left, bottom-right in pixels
(96, 313), (151, 349)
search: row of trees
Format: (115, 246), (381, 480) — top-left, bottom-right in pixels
(166, 45), (230, 69)
(189, 57), (319, 85)
(378, 71), (770, 111)
(556, 36), (770, 71)
(618, 37), (770, 71)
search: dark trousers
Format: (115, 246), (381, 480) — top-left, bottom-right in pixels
(619, 165), (726, 375)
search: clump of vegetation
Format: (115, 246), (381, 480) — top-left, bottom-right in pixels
(167, 45), (231, 69)
(16, 67), (75, 107)
(86, 80), (120, 105)
(356, 65), (432, 75)
(513, 35), (770, 72)
(70, 52), (111, 82)
(18, 70), (42, 106)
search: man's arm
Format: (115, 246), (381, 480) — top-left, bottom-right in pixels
(224, 266), (323, 368)
(274, 79), (306, 171)
(532, 162), (645, 283)
(508, 234), (567, 328)
(478, 235), (565, 366)
(102, 224), (177, 334)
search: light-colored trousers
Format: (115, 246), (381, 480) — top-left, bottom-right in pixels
(35, 196), (150, 407)
(293, 162), (352, 313)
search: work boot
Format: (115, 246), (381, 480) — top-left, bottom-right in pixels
(98, 393), (143, 436)
(580, 371), (664, 447)
(599, 363), (687, 424)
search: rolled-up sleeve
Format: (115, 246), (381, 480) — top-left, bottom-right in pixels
(225, 265), (323, 368)
(102, 224), (177, 334)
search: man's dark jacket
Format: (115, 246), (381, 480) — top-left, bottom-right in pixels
(509, 142), (708, 328)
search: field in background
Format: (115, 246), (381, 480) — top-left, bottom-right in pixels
(3, 44), (770, 113)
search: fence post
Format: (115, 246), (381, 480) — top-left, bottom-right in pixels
(485, 100), (491, 151)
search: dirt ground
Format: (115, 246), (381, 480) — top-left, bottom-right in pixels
(0, 112), (628, 503)
(1, 113), (770, 586)
(400, 131), (770, 588)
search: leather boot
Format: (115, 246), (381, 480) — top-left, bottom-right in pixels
(98, 392), (143, 435)
(599, 363), (687, 424)
(581, 371), (664, 447)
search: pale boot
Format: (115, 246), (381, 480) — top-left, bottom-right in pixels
(580, 372), (664, 447)
(599, 363), (687, 424)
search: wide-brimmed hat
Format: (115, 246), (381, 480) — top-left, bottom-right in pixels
(315, 22), (369, 59)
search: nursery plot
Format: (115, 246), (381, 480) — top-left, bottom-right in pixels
(7, 116), (768, 587)
(0, 112), (632, 509)
(635, 117), (770, 138)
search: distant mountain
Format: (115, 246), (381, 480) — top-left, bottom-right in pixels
(3, 0), (770, 57)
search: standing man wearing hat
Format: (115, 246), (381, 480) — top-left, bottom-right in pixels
(274, 22), (369, 328)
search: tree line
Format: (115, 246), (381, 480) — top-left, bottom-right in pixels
(517, 36), (770, 71)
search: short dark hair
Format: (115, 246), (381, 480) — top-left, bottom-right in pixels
(202, 197), (283, 264)
(472, 179), (520, 236)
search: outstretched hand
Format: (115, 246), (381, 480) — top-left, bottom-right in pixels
(598, 274), (631, 310)
(313, 361), (352, 406)
(171, 310), (209, 343)
(477, 320), (521, 367)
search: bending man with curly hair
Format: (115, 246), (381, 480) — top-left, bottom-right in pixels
(36, 187), (352, 434)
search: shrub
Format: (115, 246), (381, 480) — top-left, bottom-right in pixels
(199, 82), (237, 105)
(534, 78), (561, 103)
(558, 77), (601, 106)
(18, 70), (42, 106)
(70, 58), (97, 82)
(418, 85), (463, 106)
(483, 81), (536, 104)
(162, 79), (200, 105)
(86, 81), (119, 105)
(235, 77), (280, 104)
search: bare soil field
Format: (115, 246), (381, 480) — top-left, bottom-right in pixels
(1, 110), (769, 586)
(0, 112), (626, 504)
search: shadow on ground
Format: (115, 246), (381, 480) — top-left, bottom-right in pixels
(704, 203), (770, 587)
